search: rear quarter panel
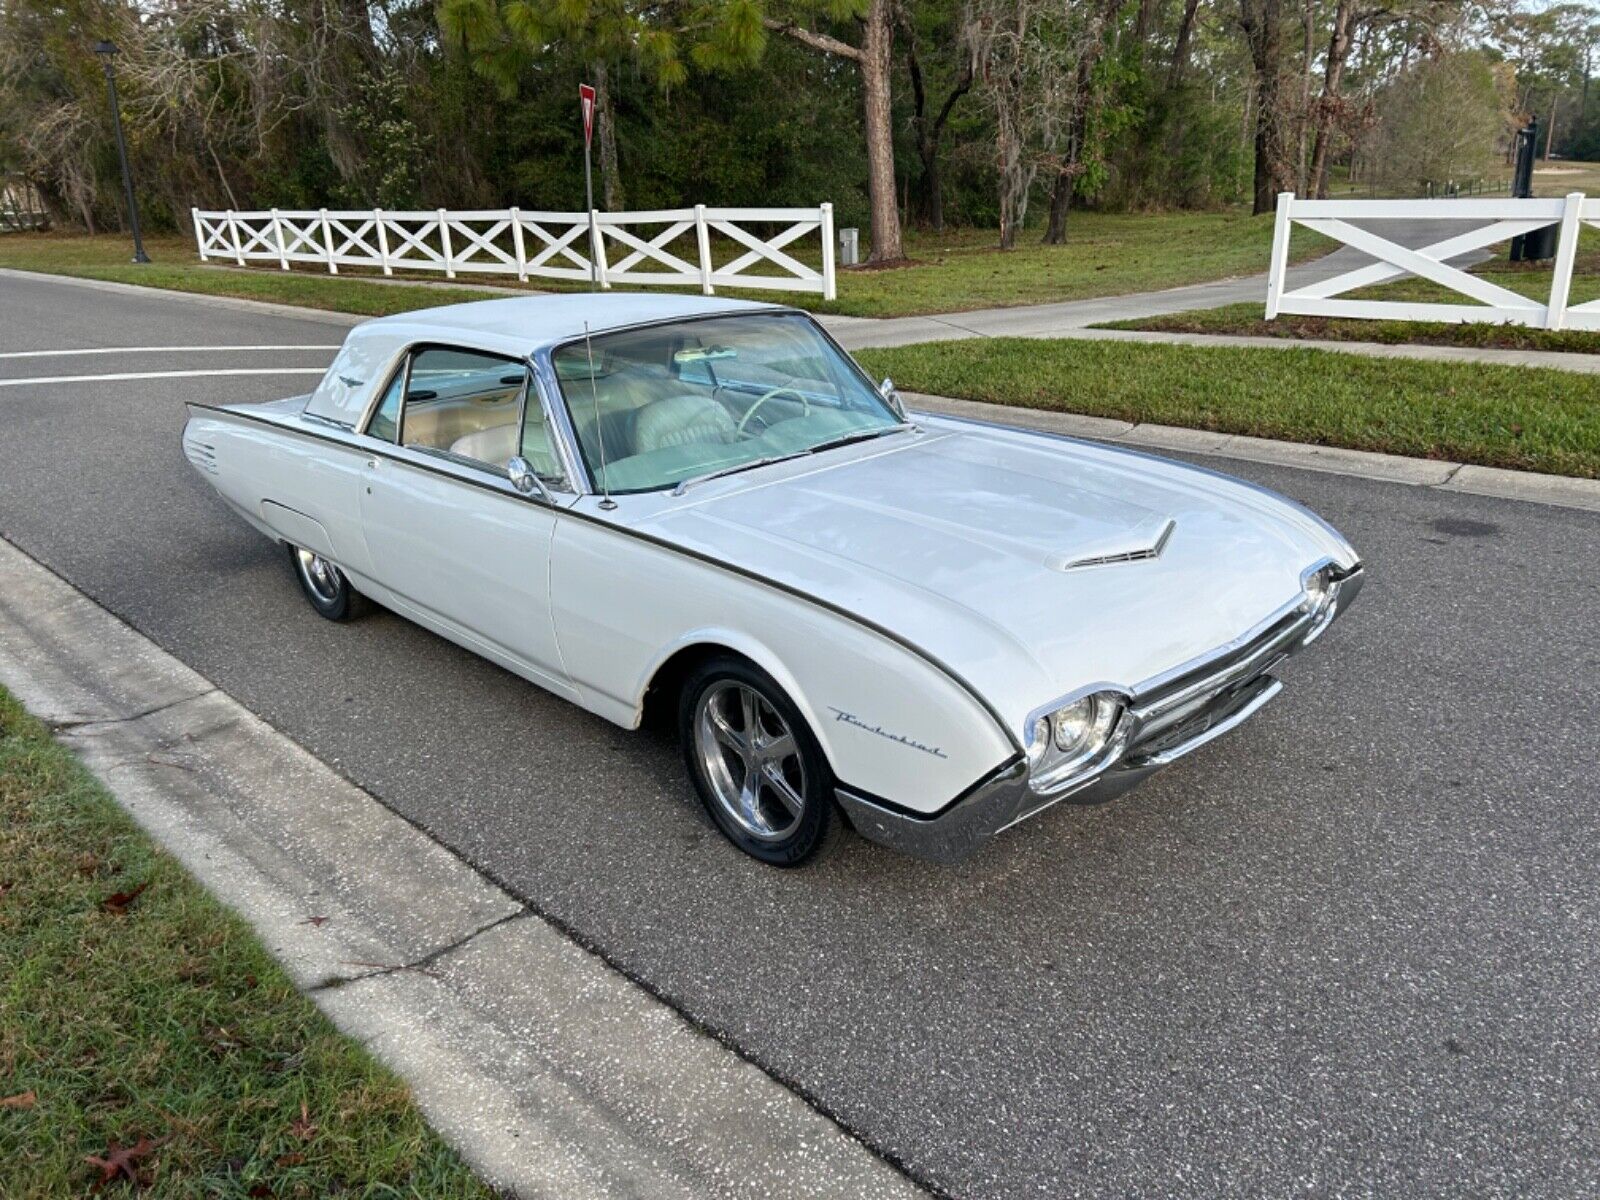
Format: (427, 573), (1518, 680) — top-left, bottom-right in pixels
(182, 408), (373, 581)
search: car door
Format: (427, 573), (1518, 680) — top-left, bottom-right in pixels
(358, 344), (578, 701)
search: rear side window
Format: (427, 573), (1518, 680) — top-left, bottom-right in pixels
(366, 369), (404, 443)
(399, 347), (525, 469)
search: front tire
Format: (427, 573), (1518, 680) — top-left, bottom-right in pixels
(288, 544), (368, 621)
(679, 657), (840, 866)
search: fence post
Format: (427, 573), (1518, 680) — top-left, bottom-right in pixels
(270, 208), (289, 271)
(591, 212), (610, 290)
(510, 208), (528, 282)
(438, 209), (455, 278)
(1545, 191), (1585, 331)
(192, 208), (208, 262)
(375, 209), (392, 276)
(225, 210), (245, 266)
(1264, 192), (1293, 319)
(695, 204), (714, 295)
(820, 202), (837, 301)
(318, 208), (338, 275)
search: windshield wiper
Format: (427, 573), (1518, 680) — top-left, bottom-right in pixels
(672, 451), (811, 496)
(805, 422), (917, 456)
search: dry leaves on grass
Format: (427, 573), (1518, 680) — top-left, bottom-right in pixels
(1, 1090), (36, 1109)
(100, 881), (150, 915)
(84, 1135), (165, 1188)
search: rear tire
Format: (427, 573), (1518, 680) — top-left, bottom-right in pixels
(679, 656), (841, 866)
(288, 544), (369, 622)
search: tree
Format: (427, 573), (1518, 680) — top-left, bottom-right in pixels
(904, 0), (974, 232)
(437, 0), (764, 211)
(1239, 0), (1292, 213)
(1041, 0), (1130, 244)
(1374, 49), (1509, 189)
(762, 0), (904, 262)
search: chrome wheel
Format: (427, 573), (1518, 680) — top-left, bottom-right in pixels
(294, 548), (342, 605)
(694, 681), (807, 842)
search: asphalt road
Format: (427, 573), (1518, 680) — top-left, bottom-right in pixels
(3, 270), (1598, 1198)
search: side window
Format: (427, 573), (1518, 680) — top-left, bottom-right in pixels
(365, 367), (404, 443)
(400, 347), (525, 469)
(518, 392), (568, 489)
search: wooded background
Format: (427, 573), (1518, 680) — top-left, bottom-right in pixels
(3, 0), (1596, 261)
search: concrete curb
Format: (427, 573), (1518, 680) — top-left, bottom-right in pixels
(0, 534), (924, 1200)
(906, 393), (1600, 512)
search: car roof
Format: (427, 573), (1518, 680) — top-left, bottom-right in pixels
(304, 293), (795, 426)
(365, 293), (791, 357)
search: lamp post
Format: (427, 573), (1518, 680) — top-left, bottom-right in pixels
(92, 40), (149, 264)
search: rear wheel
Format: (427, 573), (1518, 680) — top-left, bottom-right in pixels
(679, 657), (840, 866)
(288, 544), (368, 621)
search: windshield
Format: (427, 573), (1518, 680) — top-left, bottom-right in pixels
(551, 312), (903, 494)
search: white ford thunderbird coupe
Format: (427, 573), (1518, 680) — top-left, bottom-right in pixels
(183, 294), (1362, 865)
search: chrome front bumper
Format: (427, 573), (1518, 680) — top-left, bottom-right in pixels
(837, 566), (1364, 863)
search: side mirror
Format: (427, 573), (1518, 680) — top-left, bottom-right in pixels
(879, 377), (905, 419)
(507, 456), (549, 501)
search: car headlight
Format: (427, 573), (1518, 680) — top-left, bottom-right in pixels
(1299, 562), (1344, 644)
(1027, 690), (1127, 794)
(1302, 565), (1332, 614)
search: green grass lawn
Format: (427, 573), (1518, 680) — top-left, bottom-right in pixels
(0, 210), (1324, 320)
(0, 688), (494, 1199)
(856, 337), (1600, 479)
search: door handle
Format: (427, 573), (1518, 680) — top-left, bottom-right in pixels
(366, 457), (378, 469)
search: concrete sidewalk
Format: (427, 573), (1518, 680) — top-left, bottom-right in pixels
(0, 533), (924, 1200)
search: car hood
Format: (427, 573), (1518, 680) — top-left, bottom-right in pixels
(634, 419), (1358, 737)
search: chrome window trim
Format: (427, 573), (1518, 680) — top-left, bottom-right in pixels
(355, 346), (414, 440)
(528, 353), (588, 495)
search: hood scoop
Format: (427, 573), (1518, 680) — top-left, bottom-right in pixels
(1048, 518), (1175, 572)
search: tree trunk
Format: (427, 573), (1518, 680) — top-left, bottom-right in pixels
(1168, 0), (1202, 88)
(1307, 0), (1353, 199)
(1042, 0), (1125, 245)
(906, 37), (972, 233)
(764, 6), (902, 262)
(1240, 0), (1290, 214)
(860, 0), (903, 261)
(594, 62), (623, 210)
(1295, 0), (1314, 193)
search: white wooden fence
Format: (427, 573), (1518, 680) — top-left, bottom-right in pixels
(1266, 191), (1600, 331)
(191, 204), (837, 300)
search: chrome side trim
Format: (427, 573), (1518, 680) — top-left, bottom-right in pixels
(185, 400), (1023, 758)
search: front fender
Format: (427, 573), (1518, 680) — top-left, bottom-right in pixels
(551, 516), (1016, 814)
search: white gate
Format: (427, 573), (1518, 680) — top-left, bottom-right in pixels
(192, 203), (836, 300)
(1265, 191), (1593, 331)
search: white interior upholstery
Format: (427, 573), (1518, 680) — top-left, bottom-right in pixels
(631, 395), (738, 454)
(450, 423), (519, 467)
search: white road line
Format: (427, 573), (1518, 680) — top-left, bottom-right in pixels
(0, 344), (340, 359)
(0, 368), (328, 388)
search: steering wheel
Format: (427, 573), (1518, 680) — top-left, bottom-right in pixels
(735, 385), (810, 437)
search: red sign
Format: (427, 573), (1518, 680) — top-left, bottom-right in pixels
(579, 84), (596, 147)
